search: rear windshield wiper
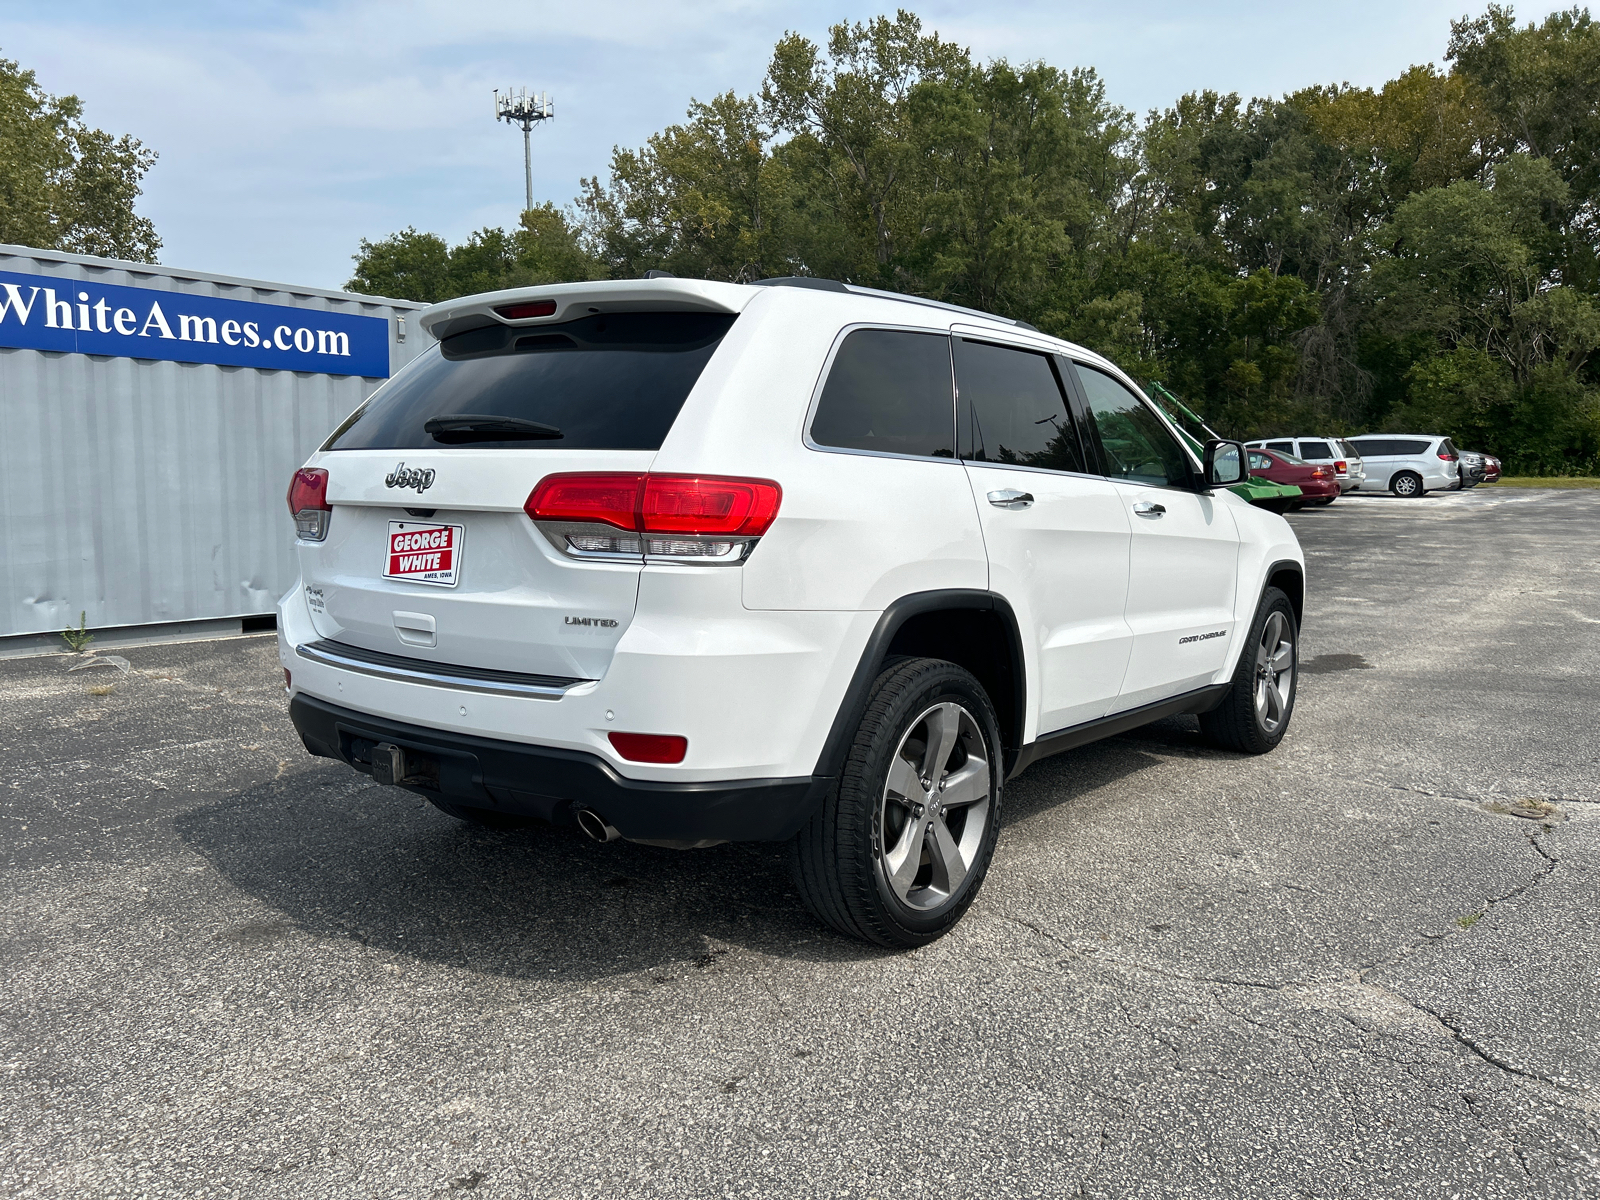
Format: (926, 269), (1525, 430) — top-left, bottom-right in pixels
(423, 414), (563, 443)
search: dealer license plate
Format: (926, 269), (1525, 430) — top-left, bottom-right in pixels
(383, 520), (463, 588)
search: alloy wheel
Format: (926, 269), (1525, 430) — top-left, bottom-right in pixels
(1253, 611), (1295, 734)
(878, 702), (992, 912)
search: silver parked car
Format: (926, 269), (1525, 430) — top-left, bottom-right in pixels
(1344, 434), (1461, 496)
(1457, 450), (1488, 488)
(1245, 436), (1365, 495)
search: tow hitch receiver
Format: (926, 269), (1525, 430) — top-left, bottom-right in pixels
(369, 742), (437, 788)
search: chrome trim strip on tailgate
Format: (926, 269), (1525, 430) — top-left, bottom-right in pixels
(295, 639), (587, 700)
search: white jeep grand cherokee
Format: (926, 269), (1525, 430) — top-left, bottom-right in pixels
(280, 277), (1303, 947)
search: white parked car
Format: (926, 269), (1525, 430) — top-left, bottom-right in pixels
(1344, 434), (1462, 496)
(1245, 436), (1365, 495)
(280, 277), (1305, 946)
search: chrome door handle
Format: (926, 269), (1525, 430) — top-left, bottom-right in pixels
(987, 489), (1034, 508)
(1133, 500), (1166, 517)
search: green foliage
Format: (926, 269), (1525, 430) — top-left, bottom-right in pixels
(355, 4), (1600, 473)
(346, 205), (601, 302)
(0, 53), (160, 261)
(60, 611), (93, 654)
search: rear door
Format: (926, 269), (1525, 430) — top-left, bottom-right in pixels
(297, 310), (737, 681)
(1068, 363), (1241, 710)
(954, 337), (1133, 732)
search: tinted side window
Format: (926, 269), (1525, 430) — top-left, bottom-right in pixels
(1072, 365), (1193, 488)
(810, 329), (954, 459)
(954, 339), (1084, 472)
(1351, 439), (1395, 456)
(1265, 441), (1295, 453)
(328, 311), (735, 451)
(1299, 440), (1334, 459)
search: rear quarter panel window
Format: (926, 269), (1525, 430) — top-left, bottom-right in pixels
(1298, 440), (1334, 459)
(809, 328), (955, 459)
(326, 311), (736, 451)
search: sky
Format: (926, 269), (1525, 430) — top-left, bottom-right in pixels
(0, 0), (1570, 292)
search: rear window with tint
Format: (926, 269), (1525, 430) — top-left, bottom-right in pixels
(810, 329), (955, 459)
(1341, 440), (1362, 458)
(1298, 440), (1334, 459)
(955, 340), (1086, 473)
(326, 311), (737, 451)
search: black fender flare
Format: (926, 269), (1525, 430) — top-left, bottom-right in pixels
(809, 589), (1027, 783)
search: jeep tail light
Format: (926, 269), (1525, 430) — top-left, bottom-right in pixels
(1334, 460), (1347, 472)
(641, 476), (782, 535)
(608, 732), (688, 763)
(526, 473), (644, 531)
(288, 467), (330, 541)
(495, 299), (558, 320)
(525, 473), (781, 564)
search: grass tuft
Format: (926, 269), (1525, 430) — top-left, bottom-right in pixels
(1484, 476), (1600, 489)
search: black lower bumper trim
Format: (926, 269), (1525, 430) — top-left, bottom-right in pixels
(289, 693), (827, 844)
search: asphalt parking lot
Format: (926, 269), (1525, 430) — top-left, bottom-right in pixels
(3, 486), (1597, 1199)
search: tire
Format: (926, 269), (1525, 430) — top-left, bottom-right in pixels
(1199, 587), (1298, 755)
(1391, 471), (1424, 497)
(429, 799), (538, 829)
(789, 657), (1003, 948)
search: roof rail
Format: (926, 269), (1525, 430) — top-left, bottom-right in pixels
(841, 283), (1039, 331)
(751, 276), (848, 292)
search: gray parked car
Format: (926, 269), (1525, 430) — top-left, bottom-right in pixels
(1457, 450), (1488, 488)
(1245, 436), (1366, 495)
(1344, 434), (1461, 497)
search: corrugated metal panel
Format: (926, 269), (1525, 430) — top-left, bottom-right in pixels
(0, 244), (433, 638)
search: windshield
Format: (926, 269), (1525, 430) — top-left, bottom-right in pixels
(326, 311), (737, 451)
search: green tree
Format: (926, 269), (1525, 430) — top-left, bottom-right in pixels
(0, 53), (159, 261)
(346, 206), (601, 302)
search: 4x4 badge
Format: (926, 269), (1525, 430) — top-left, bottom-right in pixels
(386, 463), (435, 493)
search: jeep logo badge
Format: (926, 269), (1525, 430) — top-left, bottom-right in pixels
(386, 462), (435, 493)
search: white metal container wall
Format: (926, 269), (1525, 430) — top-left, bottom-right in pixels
(0, 245), (432, 638)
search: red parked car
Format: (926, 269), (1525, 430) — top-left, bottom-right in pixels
(1247, 448), (1341, 509)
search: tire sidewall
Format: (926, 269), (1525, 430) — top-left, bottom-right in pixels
(1392, 472), (1423, 497)
(1246, 592), (1299, 749)
(857, 667), (1004, 939)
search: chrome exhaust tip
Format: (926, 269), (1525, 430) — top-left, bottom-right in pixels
(575, 809), (621, 843)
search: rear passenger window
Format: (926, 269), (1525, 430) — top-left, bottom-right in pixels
(810, 329), (954, 459)
(1299, 440), (1334, 459)
(1352, 439), (1394, 456)
(953, 339), (1085, 472)
(1266, 441), (1295, 453)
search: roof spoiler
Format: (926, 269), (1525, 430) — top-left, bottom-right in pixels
(418, 278), (752, 342)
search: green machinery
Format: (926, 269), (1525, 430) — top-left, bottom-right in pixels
(1144, 381), (1302, 509)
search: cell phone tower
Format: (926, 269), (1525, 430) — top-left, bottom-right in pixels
(494, 87), (554, 213)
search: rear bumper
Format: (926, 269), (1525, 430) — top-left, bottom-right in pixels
(289, 692), (828, 844)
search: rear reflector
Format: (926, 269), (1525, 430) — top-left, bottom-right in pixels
(608, 732), (688, 763)
(526, 473), (782, 537)
(495, 299), (558, 320)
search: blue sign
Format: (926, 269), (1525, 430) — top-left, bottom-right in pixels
(0, 268), (391, 377)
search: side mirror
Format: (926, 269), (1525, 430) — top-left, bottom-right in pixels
(1204, 439), (1248, 488)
